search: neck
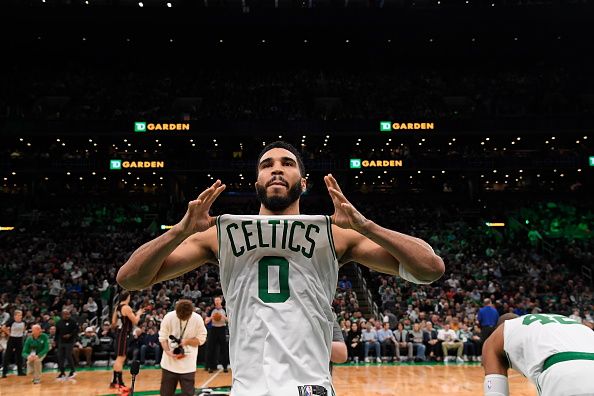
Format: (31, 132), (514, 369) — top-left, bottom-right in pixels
(258, 201), (300, 215)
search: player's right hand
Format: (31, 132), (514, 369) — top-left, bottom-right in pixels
(176, 180), (226, 236)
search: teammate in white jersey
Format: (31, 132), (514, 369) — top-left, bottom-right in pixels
(117, 141), (445, 396)
(482, 312), (594, 396)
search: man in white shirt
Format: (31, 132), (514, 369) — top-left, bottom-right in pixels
(437, 323), (464, 363)
(159, 300), (207, 396)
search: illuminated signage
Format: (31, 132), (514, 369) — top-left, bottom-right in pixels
(486, 222), (505, 227)
(350, 159), (403, 168)
(160, 225), (174, 230)
(0, 226), (15, 231)
(589, 156), (594, 166)
(380, 121), (435, 131)
(109, 160), (165, 170)
(134, 121), (190, 132)
(350, 159), (362, 169)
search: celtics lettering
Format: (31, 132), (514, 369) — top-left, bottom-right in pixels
(226, 220), (319, 258)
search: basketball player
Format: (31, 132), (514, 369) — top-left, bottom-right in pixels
(110, 291), (144, 389)
(482, 313), (594, 396)
(117, 141), (444, 395)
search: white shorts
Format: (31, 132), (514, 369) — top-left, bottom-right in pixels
(537, 360), (594, 396)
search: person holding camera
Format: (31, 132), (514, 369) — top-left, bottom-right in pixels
(159, 299), (207, 396)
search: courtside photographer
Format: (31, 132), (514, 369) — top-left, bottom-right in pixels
(158, 299), (207, 396)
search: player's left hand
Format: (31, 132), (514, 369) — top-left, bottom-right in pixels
(324, 174), (369, 233)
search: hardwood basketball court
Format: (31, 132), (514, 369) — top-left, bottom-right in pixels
(0, 364), (536, 395)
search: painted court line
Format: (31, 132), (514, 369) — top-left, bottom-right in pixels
(200, 369), (222, 388)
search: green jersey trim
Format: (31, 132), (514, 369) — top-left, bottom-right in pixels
(542, 351), (594, 372)
(325, 216), (337, 261)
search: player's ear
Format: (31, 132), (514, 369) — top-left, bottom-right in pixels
(301, 178), (307, 192)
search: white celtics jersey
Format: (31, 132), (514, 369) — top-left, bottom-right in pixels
(503, 314), (594, 383)
(216, 214), (338, 396)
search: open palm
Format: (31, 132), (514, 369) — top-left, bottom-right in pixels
(324, 174), (368, 232)
(178, 179), (226, 235)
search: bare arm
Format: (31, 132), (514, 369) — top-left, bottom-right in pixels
(331, 341), (348, 363)
(123, 305), (144, 326)
(118, 227), (217, 291)
(116, 180), (225, 290)
(325, 174), (444, 283)
(482, 325), (509, 376)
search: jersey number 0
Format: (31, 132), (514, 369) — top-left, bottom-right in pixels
(258, 256), (290, 303)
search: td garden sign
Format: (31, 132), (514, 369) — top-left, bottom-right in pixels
(350, 159), (403, 168)
(110, 160), (165, 170)
(380, 121), (434, 131)
(134, 122), (190, 132)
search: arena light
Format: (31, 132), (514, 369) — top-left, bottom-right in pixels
(486, 222), (505, 227)
(0, 226), (15, 231)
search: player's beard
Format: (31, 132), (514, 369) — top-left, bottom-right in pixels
(256, 180), (302, 212)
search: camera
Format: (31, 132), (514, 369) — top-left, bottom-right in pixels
(169, 335), (185, 355)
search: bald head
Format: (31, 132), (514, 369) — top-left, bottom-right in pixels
(31, 324), (42, 337)
(496, 313), (518, 328)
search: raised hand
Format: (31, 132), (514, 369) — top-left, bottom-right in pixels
(177, 180), (226, 236)
(324, 174), (369, 233)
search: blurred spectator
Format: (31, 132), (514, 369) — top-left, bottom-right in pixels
(438, 323), (464, 363)
(409, 323), (426, 362)
(73, 326), (99, 367)
(423, 322), (441, 361)
(377, 322), (396, 361)
(393, 322), (413, 362)
(346, 322), (363, 363)
(361, 322), (381, 363)
(140, 327), (162, 366)
(127, 328), (144, 363)
(338, 275), (352, 291)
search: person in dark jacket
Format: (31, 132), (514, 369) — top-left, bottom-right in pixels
(55, 310), (79, 380)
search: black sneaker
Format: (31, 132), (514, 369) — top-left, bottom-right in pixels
(223, 367), (228, 373)
(17, 373), (26, 376)
(208, 369), (214, 373)
(68, 371), (76, 379)
(57, 373), (66, 380)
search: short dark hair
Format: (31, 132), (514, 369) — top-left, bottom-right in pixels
(256, 141), (305, 178)
(175, 299), (194, 321)
(496, 313), (518, 328)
